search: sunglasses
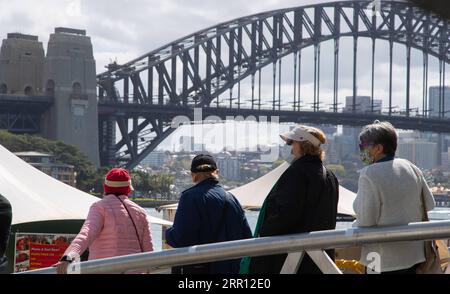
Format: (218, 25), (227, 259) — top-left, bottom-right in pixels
(286, 139), (294, 146)
(359, 142), (374, 151)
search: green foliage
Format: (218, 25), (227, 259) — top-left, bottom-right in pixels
(149, 173), (175, 198)
(326, 164), (346, 177)
(335, 155), (365, 192)
(131, 170), (175, 199)
(168, 155), (192, 171)
(0, 130), (105, 194)
(131, 170), (151, 194)
(272, 160), (285, 169)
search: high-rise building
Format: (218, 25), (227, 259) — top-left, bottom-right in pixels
(216, 152), (242, 181)
(428, 86), (450, 118)
(324, 136), (340, 164)
(441, 149), (449, 172)
(179, 136), (194, 152)
(397, 141), (438, 170)
(341, 96), (383, 154)
(334, 135), (357, 160)
(142, 151), (171, 167)
(344, 96), (382, 114)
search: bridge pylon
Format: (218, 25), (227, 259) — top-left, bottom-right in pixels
(43, 28), (100, 166)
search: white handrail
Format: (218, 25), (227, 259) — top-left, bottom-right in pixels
(18, 220), (450, 274)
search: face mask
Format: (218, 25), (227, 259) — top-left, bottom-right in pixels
(286, 153), (297, 164)
(360, 148), (375, 165)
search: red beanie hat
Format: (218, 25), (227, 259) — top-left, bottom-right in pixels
(103, 168), (133, 196)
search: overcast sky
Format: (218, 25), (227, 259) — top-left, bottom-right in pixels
(0, 0), (321, 71)
(0, 0), (447, 151)
(0, 0), (444, 104)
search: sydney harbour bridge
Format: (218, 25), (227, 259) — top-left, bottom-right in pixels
(97, 0), (450, 169)
(1, 0), (450, 169)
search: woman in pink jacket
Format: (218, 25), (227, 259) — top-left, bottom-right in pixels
(55, 168), (153, 274)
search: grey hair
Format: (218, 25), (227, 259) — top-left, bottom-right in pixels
(359, 120), (398, 156)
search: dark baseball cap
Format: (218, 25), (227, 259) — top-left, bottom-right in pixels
(190, 154), (217, 173)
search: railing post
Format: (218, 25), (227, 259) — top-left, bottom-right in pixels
(280, 251), (305, 274)
(306, 250), (342, 274)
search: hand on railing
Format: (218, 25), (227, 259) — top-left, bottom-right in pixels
(52, 261), (70, 274)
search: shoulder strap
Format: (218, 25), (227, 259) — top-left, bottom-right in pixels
(114, 195), (144, 252)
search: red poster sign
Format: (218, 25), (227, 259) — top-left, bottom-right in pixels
(14, 233), (76, 272)
(29, 243), (68, 270)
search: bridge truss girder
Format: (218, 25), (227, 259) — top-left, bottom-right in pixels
(0, 95), (53, 134)
(96, 0), (450, 168)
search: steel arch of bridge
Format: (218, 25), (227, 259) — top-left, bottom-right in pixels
(97, 0), (450, 169)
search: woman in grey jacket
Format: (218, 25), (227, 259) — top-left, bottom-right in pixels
(353, 121), (435, 274)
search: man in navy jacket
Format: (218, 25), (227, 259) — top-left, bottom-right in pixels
(166, 154), (252, 274)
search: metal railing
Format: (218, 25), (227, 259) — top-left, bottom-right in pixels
(18, 220), (450, 274)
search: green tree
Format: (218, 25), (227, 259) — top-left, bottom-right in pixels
(326, 164), (346, 178)
(149, 173), (175, 199)
(131, 170), (154, 196)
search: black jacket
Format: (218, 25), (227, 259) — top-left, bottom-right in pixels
(249, 155), (339, 274)
(0, 195), (12, 274)
(166, 178), (252, 274)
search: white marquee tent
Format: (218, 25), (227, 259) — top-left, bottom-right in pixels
(0, 144), (171, 226)
(229, 162), (356, 216)
(0, 141), (355, 226)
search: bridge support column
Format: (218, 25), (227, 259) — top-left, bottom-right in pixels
(423, 52), (428, 117)
(352, 37), (358, 113)
(389, 40), (393, 116)
(43, 28), (100, 166)
(99, 116), (117, 167)
(406, 45), (411, 117)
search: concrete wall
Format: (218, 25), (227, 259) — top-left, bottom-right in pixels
(0, 28), (101, 167)
(43, 28), (100, 166)
(0, 33), (44, 95)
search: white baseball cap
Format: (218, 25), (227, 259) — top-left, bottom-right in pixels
(280, 126), (322, 147)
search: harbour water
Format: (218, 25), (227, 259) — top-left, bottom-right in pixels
(147, 207), (450, 252)
(147, 208), (260, 251)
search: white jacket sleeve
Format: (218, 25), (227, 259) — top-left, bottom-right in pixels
(410, 164), (436, 213)
(419, 171), (435, 212)
(353, 173), (380, 227)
